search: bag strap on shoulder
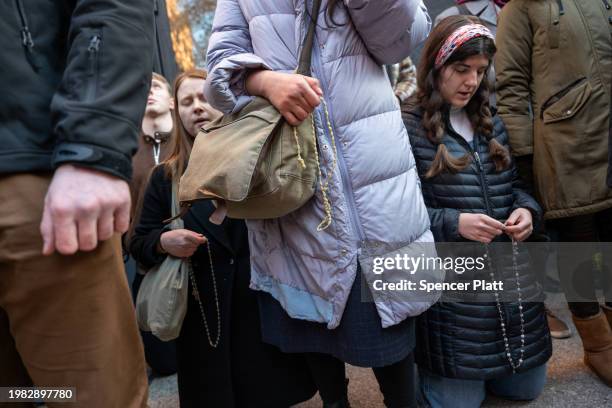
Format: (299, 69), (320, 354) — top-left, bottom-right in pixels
(164, 180), (187, 226)
(171, 181), (180, 218)
(297, 0), (322, 76)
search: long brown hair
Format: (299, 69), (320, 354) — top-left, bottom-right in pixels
(163, 69), (208, 181)
(414, 15), (510, 178)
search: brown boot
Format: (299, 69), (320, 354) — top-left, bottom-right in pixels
(572, 311), (612, 387)
(603, 304), (612, 328)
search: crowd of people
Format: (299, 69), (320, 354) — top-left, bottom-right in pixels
(1, 1), (611, 408)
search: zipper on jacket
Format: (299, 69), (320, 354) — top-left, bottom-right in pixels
(311, 34), (366, 243)
(86, 34), (102, 101)
(14, 0), (40, 71)
(447, 126), (494, 217)
(548, 1), (562, 49)
(472, 150), (493, 217)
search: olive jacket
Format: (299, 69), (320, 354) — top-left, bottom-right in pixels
(495, 0), (612, 219)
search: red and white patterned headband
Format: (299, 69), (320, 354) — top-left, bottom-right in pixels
(434, 24), (495, 69)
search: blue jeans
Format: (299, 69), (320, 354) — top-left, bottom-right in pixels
(420, 364), (547, 408)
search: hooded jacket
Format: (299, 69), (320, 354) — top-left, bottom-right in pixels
(495, 0), (612, 219)
(204, 0), (436, 329)
(0, 0), (153, 181)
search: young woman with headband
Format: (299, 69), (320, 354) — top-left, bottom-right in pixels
(401, 16), (552, 407)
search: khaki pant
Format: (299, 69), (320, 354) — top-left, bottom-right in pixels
(0, 174), (147, 408)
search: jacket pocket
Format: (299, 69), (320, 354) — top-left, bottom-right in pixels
(65, 28), (103, 103)
(13, 0), (42, 71)
(85, 31), (102, 101)
(542, 79), (591, 124)
(547, 1), (563, 49)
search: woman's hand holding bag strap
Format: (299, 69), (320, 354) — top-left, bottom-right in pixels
(178, 0), (337, 231)
(136, 180), (222, 346)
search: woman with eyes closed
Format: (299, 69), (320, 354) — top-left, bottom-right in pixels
(401, 16), (552, 407)
(129, 69), (316, 408)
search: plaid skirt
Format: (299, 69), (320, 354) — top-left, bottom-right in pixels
(257, 267), (415, 367)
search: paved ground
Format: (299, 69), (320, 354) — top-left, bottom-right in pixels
(148, 294), (611, 407)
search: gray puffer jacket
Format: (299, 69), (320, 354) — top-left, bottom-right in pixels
(205, 0), (436, 329)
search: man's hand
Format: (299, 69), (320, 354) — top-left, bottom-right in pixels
(246, 70), (323, 126)
(458, 213), (505, 243)
(159, 229), (207, 258)
(40, 164), (131, 255)
(504, 208), (533, 242)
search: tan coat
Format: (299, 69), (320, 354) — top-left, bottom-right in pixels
(495, 0), (612, 219)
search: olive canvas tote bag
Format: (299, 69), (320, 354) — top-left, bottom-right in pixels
(136, 181), (190, 341)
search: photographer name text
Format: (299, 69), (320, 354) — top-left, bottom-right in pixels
(372, 279), (504, 292)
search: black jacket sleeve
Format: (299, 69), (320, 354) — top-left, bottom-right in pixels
(129, 166), (171, 269)
(608, 83), (612, 188)
(497, 118), (543, 230)
(50, 0), (154, 180)
(510, 159), (543, 232)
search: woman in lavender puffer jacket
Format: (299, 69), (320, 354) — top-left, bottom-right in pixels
(205, 1), (435, 406)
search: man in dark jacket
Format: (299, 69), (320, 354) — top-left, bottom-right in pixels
(0, 1), (152, 406)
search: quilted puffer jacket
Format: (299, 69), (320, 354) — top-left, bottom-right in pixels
(205, 0), (435, 329)
(403, 107), (552, 379)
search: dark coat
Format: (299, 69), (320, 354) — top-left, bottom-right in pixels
(152, 0), (178, 82)
(402, 107), (552, 380)
(130, 166), (316, 408)
(0, 0), (153, 180)
(608, 84), (612, 188)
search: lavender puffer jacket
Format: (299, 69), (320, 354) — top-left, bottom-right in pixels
(205, 0), (438, 329)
